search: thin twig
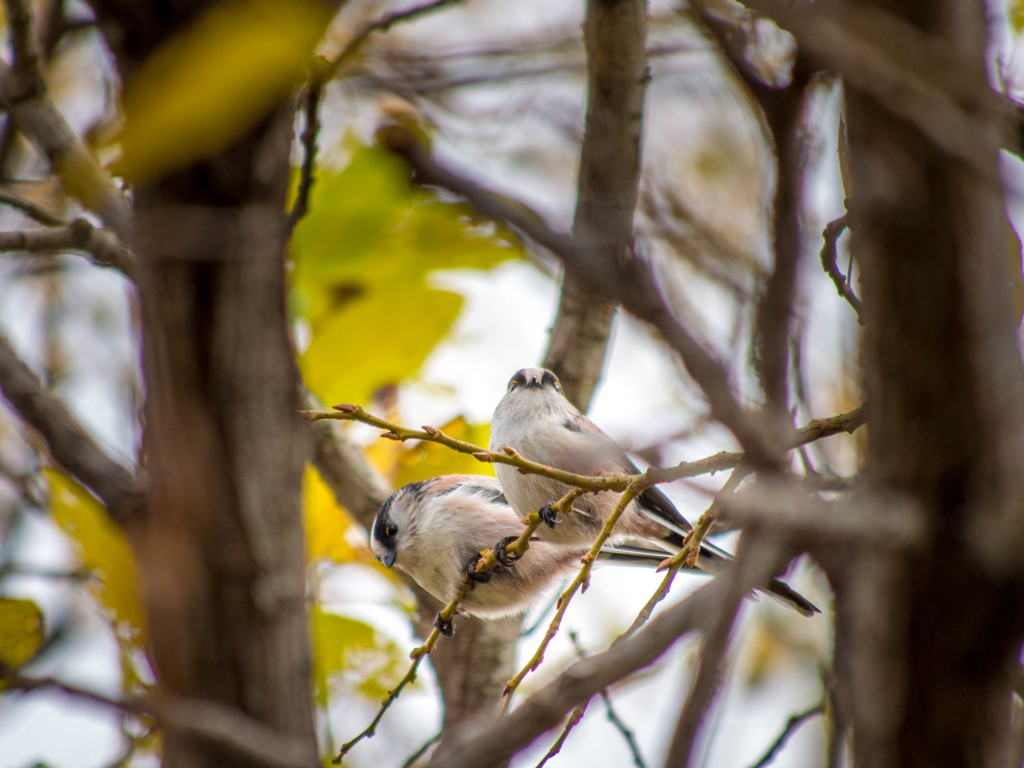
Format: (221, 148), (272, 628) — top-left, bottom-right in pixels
(568, 631), (646, 768)
(536, 701), (589, 768)
(0, 218), (135, 277)
(323, 0), (466, 81)
(401, 732), (440, 768)
(0, 332), (142, 526)
(0, 665), (319, 768)
(621, 466), (751, 639)
(303, 403), (865, 498)
(502, 488), (638, 705)
(0, 190), (65, 226)
(335, 487), (586, 763)
(423, 580), (724, 768)
(819, 214), (862, 322)
(333, 579), (473, 763)
(748, 699), (827, 768)
(286, 77), (322, 234)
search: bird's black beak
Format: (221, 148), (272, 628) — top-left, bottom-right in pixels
(381, 550), (397, 569)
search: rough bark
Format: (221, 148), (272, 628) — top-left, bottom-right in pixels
(132, 105), (317, 768)
(543, 0), (647, 411)
(74, 4), (322, 766)
(833, 1), (1024, 766)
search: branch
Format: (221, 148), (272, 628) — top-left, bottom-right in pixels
(0, 189), (65, 225)
(3, 0), (45, 100)
(748, 699), (826, 768)
(0, 45), (131, 234)
(335, 486), (586, 763)
(568, 630), (646, 768)
(0, 666), (319, 768)
(0, 332), (141, 526)
(663, 537), (790, 767)
(741, 0), (1002, 181)
(303, 402), (865, 493)
(819, 214), (862, 323)
(425, 579), (726, 768)
(323, 0), (466, 80)
(536, 700), (589, 768)
(542, 0), (648, 411)
(334, 577), (475, 762)
(0, 217), (135, 278)
(285, 78), (322, 235)
(503, 488), (639, 703)
(377, 126), (781, 467)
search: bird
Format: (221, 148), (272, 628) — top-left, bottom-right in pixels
(488, 367), (819, 616)
(370, 474), (670, 634)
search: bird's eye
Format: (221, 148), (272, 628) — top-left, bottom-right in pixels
(385, 524), (398, 538)
(508, 379), (518, 391)
(552, 380), (562, 392)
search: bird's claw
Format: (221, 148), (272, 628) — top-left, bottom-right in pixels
(465, 555), (492, 583)
(538, 502), (560, 529)
(494, 535), (521, 567)
(434, 613), (454, 637)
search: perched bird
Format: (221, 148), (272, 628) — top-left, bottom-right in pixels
(489, 367), (819, 616)
(370, 474), (666, 632)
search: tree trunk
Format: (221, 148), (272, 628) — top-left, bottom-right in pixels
(132, 107), (317, 766)
(833, 1), (1024, 766)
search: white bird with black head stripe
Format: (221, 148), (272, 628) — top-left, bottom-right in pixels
(488, 367), (819, 616)
(371, 474), (674, 635)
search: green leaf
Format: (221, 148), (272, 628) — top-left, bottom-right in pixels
(1011, 0), (1024, 35)
(311, 607), (405, 705)
(46, 469), (145, 645)
(291, 140), (522, 406)
(0, 598), (44, 674)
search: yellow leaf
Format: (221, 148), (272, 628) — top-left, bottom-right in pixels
(394, 416), (495, 488)
(311, 607), (404, 704)
(46, 470), (146, 645)
(292, 141), (522, 407)
(0, 598), (44, 674)
(116, 0), (333, 182)
(1011, 0), (1024, 35)
(304, 467), (373, 564)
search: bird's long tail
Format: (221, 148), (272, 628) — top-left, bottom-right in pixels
(599, 536), (820, 617)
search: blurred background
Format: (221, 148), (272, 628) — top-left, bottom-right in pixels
(0, 0), (1020, 766)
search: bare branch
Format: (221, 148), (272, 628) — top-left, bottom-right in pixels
(304, 402), (865, 493)
(0, 189), (65, 226)
(741, 0), (1002, 181)
(0, 34), (130, 236)
(663, 537), (791, 767)
(0, 218), (135, 278)
(377, 126), (782, 466)
(819, 214), (863, 323)
(0, 333), (141, 526)
(285, 80), (322, 235)
(542, 0), (648, 411)
(568, 631), (647, 768)
(324, 0), (466, 80)
(748, 699), (826, 768)
(425, 580), (725, 768)
(0, 666), (319, 768)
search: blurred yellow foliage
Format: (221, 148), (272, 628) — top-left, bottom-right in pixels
(46, 469), (146, 645)
(0, 598), (44, 681)
(304, 466), (374, 565)
(116, 0), (333, 182)
(291, 139), (521, 407)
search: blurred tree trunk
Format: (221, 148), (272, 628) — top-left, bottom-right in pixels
(85, 4), (319, 767)
(832, 1), (1024, 766)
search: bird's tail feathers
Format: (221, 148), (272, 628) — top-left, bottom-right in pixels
(656, 532), (821, 617)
